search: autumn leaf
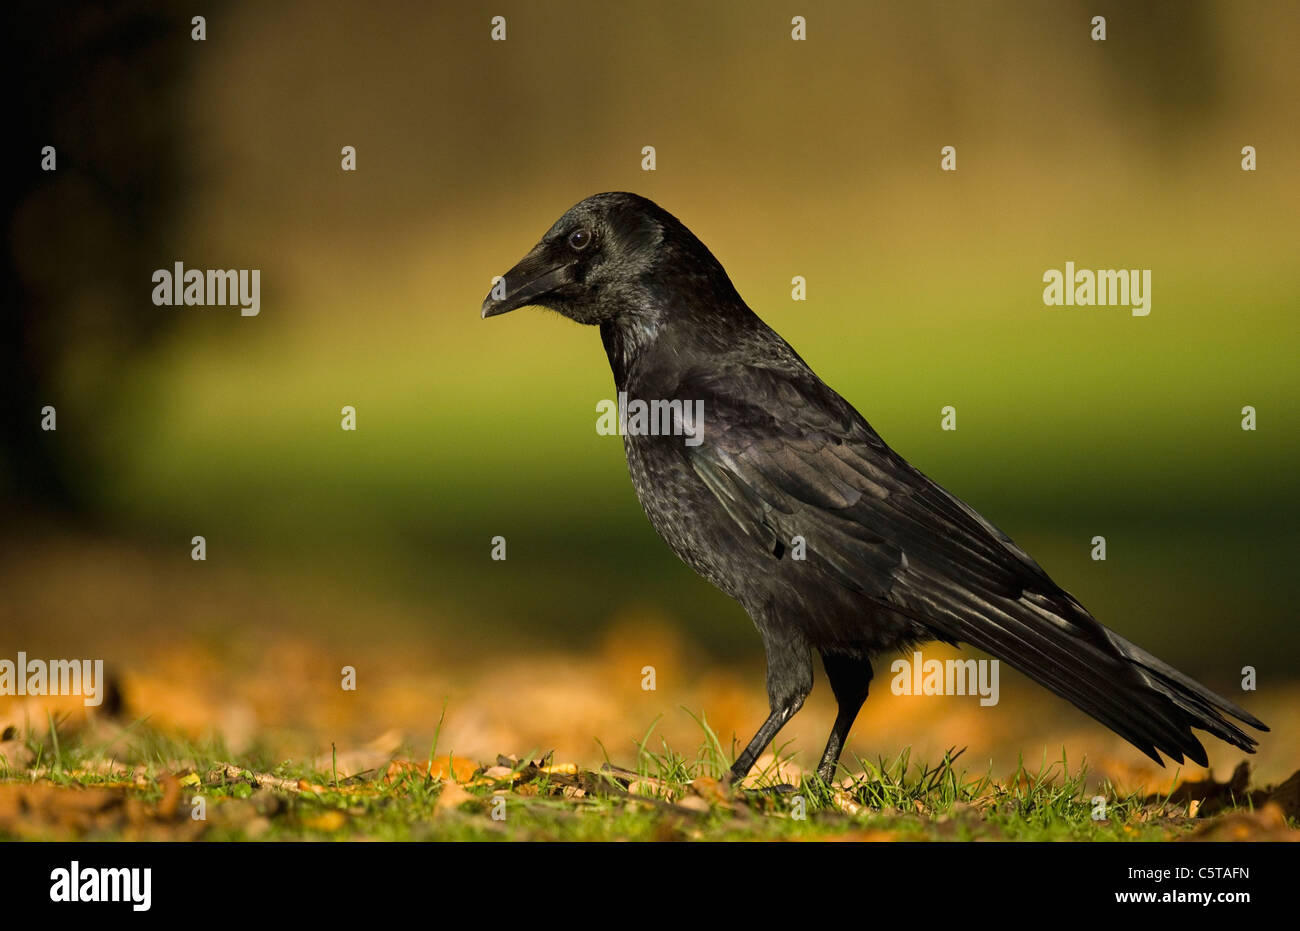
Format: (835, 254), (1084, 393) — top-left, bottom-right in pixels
(155, 773), (181, 819)
(435, 780), (476, 812)
(302, 810), (347, 832)
(830, 790), (863, 816)
(384, 755), (479, 785)
(688, 776), (729, 804)
(1259, 769), (1300, 820)
(1154, 761), (1252, 817)
(1183, 803), (1300, 842)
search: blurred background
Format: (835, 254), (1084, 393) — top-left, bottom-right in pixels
(3, 0), (1296, 787)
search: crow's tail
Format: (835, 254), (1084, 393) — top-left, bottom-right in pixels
(1094, 628), (1268, 765)
(913, 578), (1269, 766)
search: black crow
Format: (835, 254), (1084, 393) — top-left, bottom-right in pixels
(481, 191), (1267, 784)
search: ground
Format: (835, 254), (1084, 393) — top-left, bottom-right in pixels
(3, 714), (1297, 841)
(3, 534), (1296, 841)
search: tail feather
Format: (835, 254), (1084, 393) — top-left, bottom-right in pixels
(1105, 630), (1269, 755)
(918, 581), (1268, 767)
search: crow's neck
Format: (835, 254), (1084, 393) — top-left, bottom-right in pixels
(600, 300), (757, 393)
(599, 313), (660, 391)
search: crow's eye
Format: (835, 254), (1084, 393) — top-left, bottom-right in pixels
(568, 228), (592, 251)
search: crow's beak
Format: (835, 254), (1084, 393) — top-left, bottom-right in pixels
(481, 246), (576, 319)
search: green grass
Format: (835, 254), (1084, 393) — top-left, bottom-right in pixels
(0, 716), (1261, 842)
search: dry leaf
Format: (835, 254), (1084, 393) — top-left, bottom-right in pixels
(539, 762), (578, 776)
(831, 790), (862, 816)
(385, 756), (479, 785)
(688, 776), (729, 804)
(435, 780), (476, 812)
(739, 754), (804, 789)
(302, 810), (347, 831)
(0, 781), (206, 841)
(1157, 761), (1251, 816)
(1183, 803), (1300, 842)
(1259, 769), (1300, 819)
(0, 740), (35, 770)
(155, 773), (181, 819)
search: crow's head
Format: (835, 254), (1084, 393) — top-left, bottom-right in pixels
(481, 192), (737, 326)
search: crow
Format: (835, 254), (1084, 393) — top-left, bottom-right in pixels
(481, 191), (1267, 784)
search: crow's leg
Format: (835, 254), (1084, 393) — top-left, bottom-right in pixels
(726, 623), (812, 784)
(726, 708), (800, 785)
(815, 651), (874, 783)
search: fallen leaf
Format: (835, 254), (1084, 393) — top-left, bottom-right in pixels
(1259, 769), (1300, 819)
(155, 773), (181, 819)
(740, 754), (804, 789)
(539, 762), (578, 776)
(831, 790), (862, 816)
(435, 780), (477, 812)
(0, 781), (206, 841)
(688, 776), (729, 804)
(625, 780), (663, 798)
(1182, 803), (1300, 842)
(0, 740), (34, 770)
(1155, 761), (1251, 817)
(302, 810), (347, 831)
(385, 756), (478, 785)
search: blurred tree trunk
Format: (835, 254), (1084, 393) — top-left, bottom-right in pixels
(2, 2), (205, 516)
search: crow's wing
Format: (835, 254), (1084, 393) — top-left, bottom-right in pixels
(676, 361), (1263, 763)
(679, 362), (1066, 612)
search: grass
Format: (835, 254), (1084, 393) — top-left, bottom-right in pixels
(0, 714), (1269, 842)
